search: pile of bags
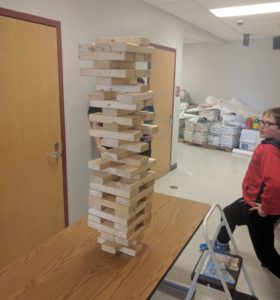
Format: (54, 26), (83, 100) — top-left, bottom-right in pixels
(182, 96), (259, 149)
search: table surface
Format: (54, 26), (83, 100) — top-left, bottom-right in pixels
(0, 193), (210, 300)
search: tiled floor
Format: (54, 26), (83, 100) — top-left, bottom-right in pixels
(151, 142), (280, 300)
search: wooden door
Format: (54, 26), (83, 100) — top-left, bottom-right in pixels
(149, 45), (176, 178)
(0, 9), (67, 269)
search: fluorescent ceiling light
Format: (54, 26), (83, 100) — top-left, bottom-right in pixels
(210, 2), (280, 17)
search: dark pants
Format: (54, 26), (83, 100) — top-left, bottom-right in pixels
(217, 198), (280, 278)
(141, 141), (151, 158)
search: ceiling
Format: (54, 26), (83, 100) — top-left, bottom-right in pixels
(141, 0), (280, 44)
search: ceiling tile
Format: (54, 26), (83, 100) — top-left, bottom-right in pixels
(157, 1), (202, 13)
(195, 0), (256, 10)
(176, 10), (218, 22)
(140, 0), (280, 43)
(141, 0), (186, 5)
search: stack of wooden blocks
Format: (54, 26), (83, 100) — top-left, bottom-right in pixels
(79, 36), (158, 256)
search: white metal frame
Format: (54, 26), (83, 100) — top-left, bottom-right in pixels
(186, 204), (257, 300)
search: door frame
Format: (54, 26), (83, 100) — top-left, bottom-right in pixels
(0, 7), (69, 226)
(149, 43), (176, 174)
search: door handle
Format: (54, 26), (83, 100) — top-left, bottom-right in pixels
(48, 151), (62, 160)
(48, 142), (62, 161)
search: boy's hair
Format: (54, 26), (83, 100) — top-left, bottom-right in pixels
(263, 107), (280, 128)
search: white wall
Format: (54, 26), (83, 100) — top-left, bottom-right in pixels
(0, 0), (184, 223)
(182, 38), (280, 112)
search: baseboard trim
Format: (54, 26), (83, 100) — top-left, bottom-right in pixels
(170, 163), (177, 171)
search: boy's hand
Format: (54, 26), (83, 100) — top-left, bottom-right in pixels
(96, 144), (107, 153)
(94, 137), (106, 153)
(249, 202), (267, 217)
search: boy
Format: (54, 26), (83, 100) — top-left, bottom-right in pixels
(201, 107), (280, 278)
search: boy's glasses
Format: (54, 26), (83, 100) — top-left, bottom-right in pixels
(258, 120), (278, 127)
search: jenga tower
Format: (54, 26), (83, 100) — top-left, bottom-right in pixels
(79, 36), (158, 256)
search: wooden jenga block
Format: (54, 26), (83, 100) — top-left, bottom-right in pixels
(81, 68), (135, 78)
(89, 99), (144, 111)
(118, 243), (143, 256)
(132, 111), (155, 122)
(90, 181), (137, 199)
(116, 184), (154, 207)
(94, 43), (111, 52)
(101, 240), (120, 255)
(88, 214), (101, 224)
(132, 170), (149, 180)
(95, 36), (150, 46)
(88, 158), (118, 171)
(115, 223), (145, 246)
(102, 123), (131, 132)
(144, 98), (154, 107)
(101, 138), (149, 153)
(114, 210), (151, 238)
(90, 171), (154, 200)
(101, 148), (135, 161)
(110, 159), (154, 178)
(96, 77), (137, 85)
(135, 53), (151, 62)
(88, 219), (115, 235)
(116, 171), (155, 191)
(100, 232), (115, 242)
(78, 43), (94, 53)
(115, 196), (149, 218)
(88, 91), (116, 100)
(91, 172), (118, 184)
(79, 44), (135, 61)
(116, 91), (154, 103)
(81, 68), (151, 78)
(115, 196), (152, 220)
(96, 84), (149, 93)
(118, 154), (149, 167)
(89, 207), (129, 226)
(88, 194), (117, 211)
(89, 194), (150, 218)
(134, 124), (159, 135)
(99, 239), (144, 257)
(100, 158), (155, 179)
(111, 43), (154, 54)
(89, 112), (142, 126)
(94, 60), (135, 69)
(89, 128), (142, 142)
(89, 189), (104, 198)
(102, 108), (132, 117)
(89, 154), (149, 169)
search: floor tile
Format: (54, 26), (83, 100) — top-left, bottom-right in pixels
(152, 142), (280, 300)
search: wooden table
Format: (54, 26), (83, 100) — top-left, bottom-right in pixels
(0, 193), (210, 300)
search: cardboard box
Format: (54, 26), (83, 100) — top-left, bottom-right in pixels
(222, 125), (241, 135)
(208, 134), (220, 146)
(210, 122), (224, 135)
(184, 130), (195, 142)
(194, 132), (208, 144)
(239, 141), (256, 151)
(185, 121), (196, 132)
(240, 129), (259, 143)
(220, 134), (240, 148)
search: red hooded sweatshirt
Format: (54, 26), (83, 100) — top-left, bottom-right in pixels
(242, 139), (280, 215)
